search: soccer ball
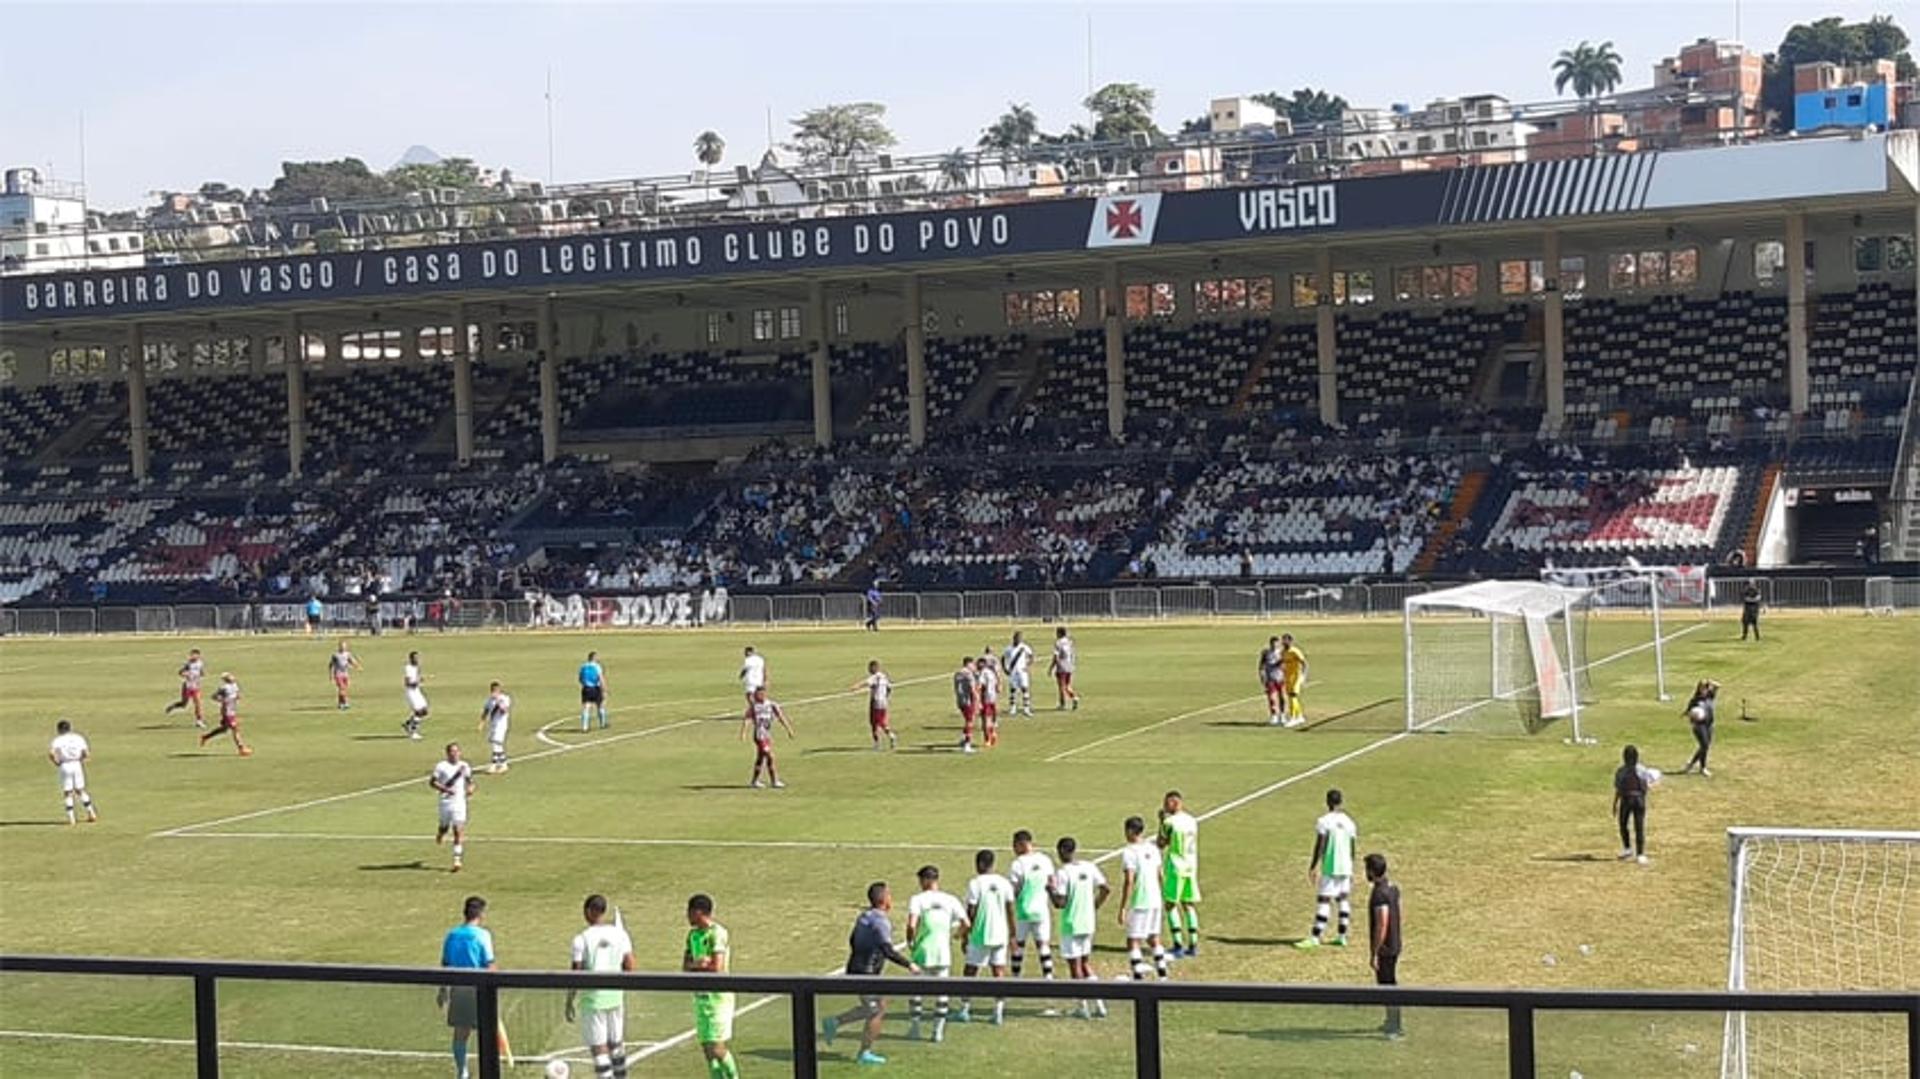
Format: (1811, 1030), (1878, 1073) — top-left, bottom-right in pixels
(1686, 705), (1706, 722)
(544, 1060), (571, 1079)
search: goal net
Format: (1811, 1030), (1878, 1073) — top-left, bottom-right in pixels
(1721, 827), (1920, 1079)
(1402, 580), (1595, 738)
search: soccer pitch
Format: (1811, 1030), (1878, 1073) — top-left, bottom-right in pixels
(2, 612), (1915, 1078)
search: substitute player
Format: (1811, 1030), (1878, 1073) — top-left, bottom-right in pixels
(1158, 791), (1201, 958)
(1007, 830), (1056, 984)
(479, 682), (512, 774)
(1119, 816), (1170, 980)
(953, 656), (981, 755)
(976, 655), (1002, 748)
(684, 893), (738, 1079)
(1049, 627), (1081, 710)
(905, 864), (969, 1043)
(1295, 788), (1357, 949)
(198, 673), (251, 756)
(1279, 633), (1308, 727)
(740, 687), (794, 789)
(165, 648), (207, 727)
(329, 640), (362, 711)
(1259, 636), (1286, 726)
(850, 659), (897, 751)
(49, 720), (98, 825)
(431, 743), (475, 872)
(403, 651), (431, 741)
(738, 646), (767, 705)
(1003, 631), (1035, 716)
(579, 650), (609, 731)
(566, 893), (635, 1079)
(1050, 837), (1110, 1019)
(958, 848), (1015, 1025)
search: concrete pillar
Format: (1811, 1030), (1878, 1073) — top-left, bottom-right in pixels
(246, 333), (264, 376)
(451, 303), (474, 465)
(127, 323), (150, 482)
(538, 296), (559, 463)
(1103, 262), (1125, 440)
(904, 276), (928, 447)
(809, 281), (833, 447)
(330, 331), (349, 370)
(1315, 248), (1338, 426)
(1786, 213), (1809, 415)
(285, 315), (307, 478)
(1544, 231), (1567, 423)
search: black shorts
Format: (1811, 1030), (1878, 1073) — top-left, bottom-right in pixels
(445, 986), (478, 1029)
(306, 613), (321, 626)
(581, 686), (604, 705)
(1374, 953), (1399, 986)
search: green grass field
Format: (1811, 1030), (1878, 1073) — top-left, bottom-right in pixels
(1, 611), (1915, 1078)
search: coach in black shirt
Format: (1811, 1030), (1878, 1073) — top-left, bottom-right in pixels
(1740, 584), (1762, 641)
(1365, 852), (1404, 1040)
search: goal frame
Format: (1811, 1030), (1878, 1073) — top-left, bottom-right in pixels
(1401, 580), (1595, 742)
(1721, 826), (1920, 1079)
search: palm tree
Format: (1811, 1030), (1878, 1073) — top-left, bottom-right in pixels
(1553, 41), (1625, 146)
(978, 102), (1040, 152)
(938, 148), (973, 193)
(693, 130), (726, 201)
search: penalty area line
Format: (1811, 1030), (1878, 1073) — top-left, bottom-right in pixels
(168, 831), (991, 853)
(1042, 694), (1266, 763)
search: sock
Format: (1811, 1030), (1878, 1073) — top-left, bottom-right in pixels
(581, 708), (591, 732)
(1337, 898), (1351, 939)
(910, 996), (923, 1021)
(1312, 901), (1330, 940)
(1167, 914), (1185, 950)
(451, 1036), (468, 1076)
(1010, 944), (1025, 978)
(80, 794), (94, 818)
(993, 999), (1005, 1023)
(594, 1052), (613, 1079)
(1153, 945), (1169, 979)
(63, 796), (75, 823)
(1184, 908), (1200, 949)
(598, 707), (609, 728)
(1128, 947), (1146, 980)
(936, 996), (949, 1024)
(610, 1048), (628, 1079)
(717, 1052), (738, 1079)
(1038, 945), (1055, 979)
(451, 843), (464, 864)
(705, 1058), (723, 1079)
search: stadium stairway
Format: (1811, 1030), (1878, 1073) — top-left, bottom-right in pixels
(1413, 469), (1487, 574)
(34, 397), (123, 465)
(1228, 320), (1298, 415)
(1740, 461), (1782, 565)
(966, 336), (1044, 425)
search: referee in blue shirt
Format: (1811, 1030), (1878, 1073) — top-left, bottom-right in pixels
(440, 895), (496, 1079)
(579, 651), (609, 731)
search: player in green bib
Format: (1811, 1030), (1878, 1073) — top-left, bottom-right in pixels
(1049, 836), (1111, 1019)
(905, 864), (970, 1042)
(683, 894), (739, 1079)
(1158, 791), (1202, 958)
(1296, 788), (1359, 950)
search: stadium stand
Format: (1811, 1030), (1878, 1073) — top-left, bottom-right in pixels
(0, 383), (109, 462)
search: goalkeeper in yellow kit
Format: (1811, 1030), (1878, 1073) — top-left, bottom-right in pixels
(1279, 634), (1308, 728)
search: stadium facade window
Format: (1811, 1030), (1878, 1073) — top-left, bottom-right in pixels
(751, 308), (775, 342)
(33, 242), (48, 256)
(1421, 265), (1449, 301)
(264, 335), (286, 369)
(1560, 256), (1588, 298)
(1753, 241), (1785, 286)
(1668, 247), (1698, 287)
(1886, 234), (1915, 271)
(1637, 250), (1668, 288)
(1853, 236), (1883, 273)
(1342, 270), (1376, 306)
(0, 350), (14, 386)
(1194, 276), (1266, 314)
(1006, 288), (1084, 327)
(1151, 281), (1177, 318)
(129, 236), (141, 249)
(1290, 273), (1319, 308)
(1394, 267), (1420, 302)
(1498, 260), (1530, 296)
(778, 305), (802, 340)
(1609, 252), (1637, 291)
(1449, 263), (1477, 300)
(705, 312), (724, 345)
(833, 301), (850, 337)
(1248, 276), (1275, 312)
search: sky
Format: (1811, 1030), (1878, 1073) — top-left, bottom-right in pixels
(0, 0), (1902, 210)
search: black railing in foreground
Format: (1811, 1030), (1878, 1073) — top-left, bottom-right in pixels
(4, 955), (1917, 1078)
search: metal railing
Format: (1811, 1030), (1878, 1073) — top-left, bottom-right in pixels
(2, 954), (1913, 1079)
(2, 576), (1914, 637)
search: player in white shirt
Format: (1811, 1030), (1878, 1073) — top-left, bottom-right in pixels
(975, 655), (1002, 748)
(1002, 631), (1036, 716)
(905, 864), (970, 1043)
(849, 659), (897, 751)
(429, 742), (474, 872)
(1119, 816), (1169, 980)
(740, 687), (795, 789)
(1006, 830), (1057, 986)
(565, 893), (635, 1079)
(1050, 836), (1111, 1019)
(402, 651), (431, 741)
(738, 646), (768, 704)
(1049, 627), (1081, 711)
(48, 720), (97, 825)
(958, 849), (1016, 1025)
(1295, 787), (1359, 949)
(197, 673), (252, 756)
(478, 682), (511, 774)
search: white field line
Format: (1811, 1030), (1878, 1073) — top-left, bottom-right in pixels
(153, 673), (945, 838)
(1043, 694), (1264, 763)
(626, 964), (844, 1064)
(165, 832), (990, 853)
(0, 1027), (497, 1060)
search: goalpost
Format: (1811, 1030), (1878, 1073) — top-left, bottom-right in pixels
(1721, 827), (1920, 1079)
(1402, 580), (1599, 740)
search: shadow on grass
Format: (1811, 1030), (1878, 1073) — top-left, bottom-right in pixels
(358, 860), (434, 872)
(138, 722), (196, 731)
(1529, 852), (1616, 864)
(681, 784), (755, 792)
(803, 745), (887, 756)
(1220, 1026), (1395, 1043)
(349, 734), (414, 741)
(0, 820), (67, 828)
(1205, 934), (1308, 947)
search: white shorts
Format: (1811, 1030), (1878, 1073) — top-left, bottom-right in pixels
(438, 803), (467, 829)
(742, 680), (764, 697)
(1010, 670), (1030, 692)
(1124, 908), (1163, 941)
(1059, 934), (1094, 961)
(58, 762), (86, 793)
(916, 964), (951, 981)
(1316, 875), (1352, 900)
(1014, 919), (1051, 945)
(579, 1005), (624, 1049)
(486, 719), (509, 746)
(964, 943), (1009, 968)
(406, 689), (430, 714)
